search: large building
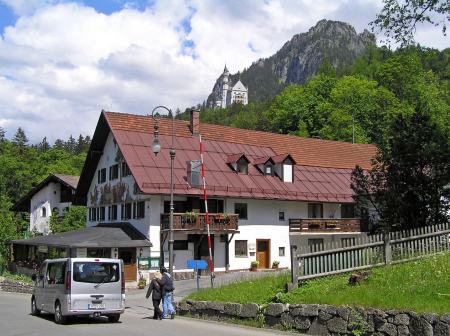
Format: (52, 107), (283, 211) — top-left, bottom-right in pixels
(11, 174), (79, 234)
(209, 65), (248, 108)
(63, 109), (375, 281)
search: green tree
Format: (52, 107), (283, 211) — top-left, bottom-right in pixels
(0, 127), (5, 142)
(38, 137), (50, 152)
(0, 196), (28, 265)
(372, 0), (449, 46)
(12, 127), (28, 147)
(49, 206), (86, 234)
(351, 107), (450, 231)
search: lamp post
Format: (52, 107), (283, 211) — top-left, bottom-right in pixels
(150, 105), (175, 278)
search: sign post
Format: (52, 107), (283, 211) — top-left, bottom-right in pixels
(187, 259), (208, 290)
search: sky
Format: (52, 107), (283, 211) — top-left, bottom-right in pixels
(0, 0), (448, 143)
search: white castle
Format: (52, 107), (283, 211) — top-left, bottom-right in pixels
(210, 65), (248, 109)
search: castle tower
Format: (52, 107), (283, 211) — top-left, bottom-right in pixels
(221, 65), (229, 108)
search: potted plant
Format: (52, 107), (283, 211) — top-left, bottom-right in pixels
(250, 260), (259, 272)
(137, 275), (147, 289)
(272, 260), (280, 269)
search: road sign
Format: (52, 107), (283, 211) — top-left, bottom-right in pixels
(187, 259), (208, 270)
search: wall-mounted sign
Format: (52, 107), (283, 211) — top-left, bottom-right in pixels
(76, 248), (87, 258)
(138, 257), (160, 270)
(248, 243), (256, 251)
(38, 245), (48, 253)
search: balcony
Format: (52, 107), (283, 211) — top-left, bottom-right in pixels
(289, 218), (361, 233)
(160, 213), (239, 233)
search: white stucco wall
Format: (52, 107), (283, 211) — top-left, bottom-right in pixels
(30, 181), (71, 234)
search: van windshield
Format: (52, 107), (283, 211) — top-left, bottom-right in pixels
(73, 262), (119, 283)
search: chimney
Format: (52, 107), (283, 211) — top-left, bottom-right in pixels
(189, 109), (200, 134)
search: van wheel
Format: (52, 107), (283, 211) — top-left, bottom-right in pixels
(108, 314), (120, 323)
(31, 297), (40, 316)
(54, 302), (67, 324)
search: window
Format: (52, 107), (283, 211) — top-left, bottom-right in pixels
(164, 201), (187, 213)
(308, 238), (324, 252)
(279, 211), (285, 221)
(109, 164), (119, 181)
(97, 168), (106, 183)
(308, 203), (323, 218)
(236, 157), (248, 174)
(90, 207), (97, 221)
(234, 203), (248, 220)
(108, 204), (118, 220)
(174, 240), (189, 250)
(283, 164), (293, 182)
(99, 206), (105, 221)
(341, 204), (355, 218)
(264, 164), (273, 176)
(341, 238), (356, 247)
(279, 247), (285, 257)
(73, 262), (119, 283)
(135, 201), (145, 219)
(121, 203), (132, 220)
(235, 240), (248, 257)
(41, 207), (47, 218)
(46, 262), (66, 285)
(121, 162), (131, 177)
(60, 184), (73, 203)
(200, 199), (224, 213)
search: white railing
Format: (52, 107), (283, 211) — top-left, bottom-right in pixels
(289, 222), (450, 288)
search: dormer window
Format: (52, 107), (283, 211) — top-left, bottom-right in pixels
(226, 153), (249, 175)
(253, 156), (275, 176)
(237, 158), (248, 174)
(271, 154), (296, 183)
(264, 164), (273, 176)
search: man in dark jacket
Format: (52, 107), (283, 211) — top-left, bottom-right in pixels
(159, 267), (175, 319)
(145, 271), (163, 320)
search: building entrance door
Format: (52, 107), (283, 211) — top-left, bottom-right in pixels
(256, 239), (270, 269)
(118, 248), (137, 281)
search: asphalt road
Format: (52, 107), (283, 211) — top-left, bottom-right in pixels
(0, 291), (292, 336)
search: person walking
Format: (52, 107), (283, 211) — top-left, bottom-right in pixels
(145, 271), (163, 320)
(159, 267), (175, 319)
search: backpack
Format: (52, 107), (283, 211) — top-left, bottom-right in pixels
(163, 273), (174, 292)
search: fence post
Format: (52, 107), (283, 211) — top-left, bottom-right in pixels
(384, 233), (392, 265)
(288, 245), (299, 291)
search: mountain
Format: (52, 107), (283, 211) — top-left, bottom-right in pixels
(206, 20), (376, 105)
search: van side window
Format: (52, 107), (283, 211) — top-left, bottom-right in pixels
(46, 262), (66, 285)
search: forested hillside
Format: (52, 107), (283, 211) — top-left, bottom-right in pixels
(0, 130), (90, 261)
(192, 46), (449, 150)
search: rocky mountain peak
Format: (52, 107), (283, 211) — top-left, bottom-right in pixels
(206, 20), (376, 106)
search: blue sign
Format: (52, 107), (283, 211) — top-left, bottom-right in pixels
(187, 259), (208, 270)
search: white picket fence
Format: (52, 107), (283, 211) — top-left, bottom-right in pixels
(289, 222), (450, 286)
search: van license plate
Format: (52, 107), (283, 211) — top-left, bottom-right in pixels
(88, 304), (105, 310)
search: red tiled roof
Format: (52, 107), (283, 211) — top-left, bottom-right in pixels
(101, 111), (377, 203)
(53, 174), (79, 189)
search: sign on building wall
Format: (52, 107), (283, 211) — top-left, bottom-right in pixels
(76, 248), (87, 258)
(138, 257), (160, 270)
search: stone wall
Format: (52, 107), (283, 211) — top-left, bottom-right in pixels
(0, 278), (34, 294)
(177, 301), (450, 336)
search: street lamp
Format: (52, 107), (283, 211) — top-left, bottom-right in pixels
(150, 105), (175, 278)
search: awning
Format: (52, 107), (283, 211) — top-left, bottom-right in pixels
(11, 223), (152, 248)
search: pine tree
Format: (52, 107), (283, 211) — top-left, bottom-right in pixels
(75, 135), (85, 154)
(12, 127), (28, 147)
(0, 127), (5, 142)
(54, 139), (65, 150)
(65, 135), (76, 154)
(38, 137), (50, 152)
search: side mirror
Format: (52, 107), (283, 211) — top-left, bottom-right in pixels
(31, 274), (37, 282)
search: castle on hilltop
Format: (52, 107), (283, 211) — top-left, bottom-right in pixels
(208, 65), (248, 109)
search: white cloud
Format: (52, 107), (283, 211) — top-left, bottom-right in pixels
(0, 0), (447, 143)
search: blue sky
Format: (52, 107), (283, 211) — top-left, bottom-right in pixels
(0, 0), (448, 142)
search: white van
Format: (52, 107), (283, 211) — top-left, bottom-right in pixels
(31, 258), (125, 324)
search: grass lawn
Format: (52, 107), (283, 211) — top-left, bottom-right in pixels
(186, 252), (450, 314)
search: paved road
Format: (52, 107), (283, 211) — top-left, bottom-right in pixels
(0, 291), (293, 336)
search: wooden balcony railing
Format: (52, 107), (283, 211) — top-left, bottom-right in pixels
(161, 213), (239, 232)
(289, 218), (361, 233)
